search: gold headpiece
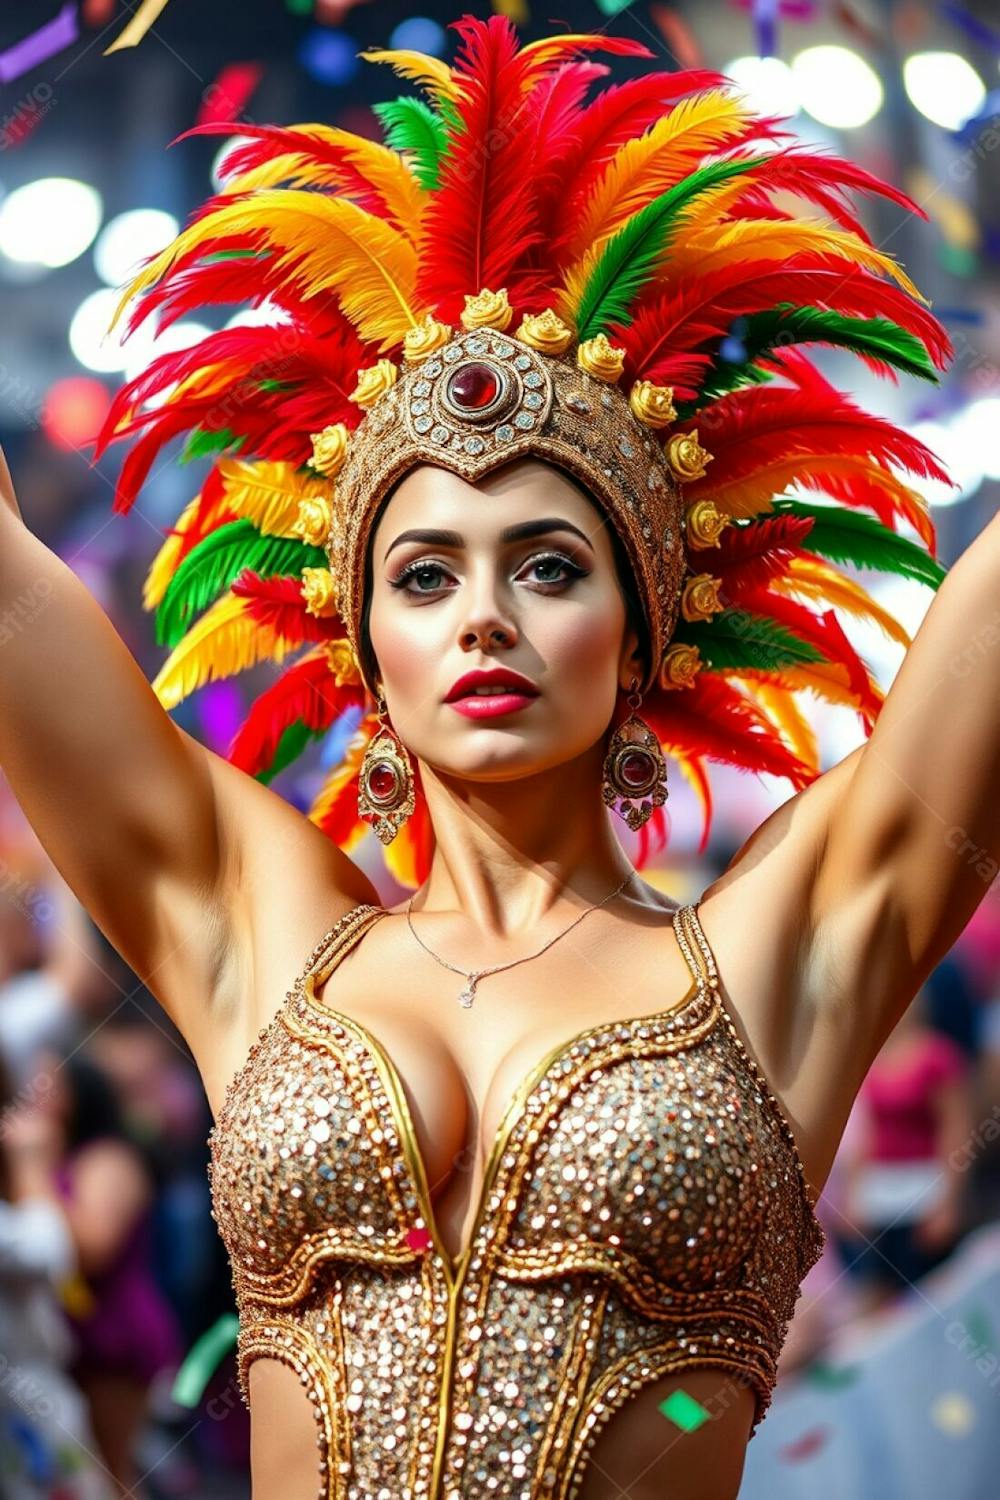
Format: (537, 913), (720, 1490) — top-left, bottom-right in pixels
(320, 296), (688, 696)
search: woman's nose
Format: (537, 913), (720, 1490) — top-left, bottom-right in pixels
(458, 603), (518, 653)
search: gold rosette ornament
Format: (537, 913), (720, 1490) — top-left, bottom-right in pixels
(460, 286), (514, 331)
(324, 638), (362, 685)
(403, 313), (453, 363)
(300, 566), (340, 618)
(309, 422), (350, 479)
(351, 359), (399, 410)
(685, 499), (731, 551)
(681, 573), (725, 623)
(629, 380), (677, 430)
(515, 307), (574, 355)
(291, 494), (333, 548)
(659, 642), (702, 690)
(577, 332), (626, 383)
(666, 429), (713, 482)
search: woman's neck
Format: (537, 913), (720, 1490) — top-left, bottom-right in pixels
(411, 740), (642, 936)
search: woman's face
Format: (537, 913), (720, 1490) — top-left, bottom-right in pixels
(366, 457), (642, 782)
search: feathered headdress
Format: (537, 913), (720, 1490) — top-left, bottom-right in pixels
(92, 13), (952, 888)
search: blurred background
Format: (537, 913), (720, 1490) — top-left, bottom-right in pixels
(0, 1), (998, 1497)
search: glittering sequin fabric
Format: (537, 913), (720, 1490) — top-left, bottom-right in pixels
(207, 902), (826, 1499)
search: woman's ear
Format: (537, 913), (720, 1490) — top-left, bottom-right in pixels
(617, 628), (645, 693)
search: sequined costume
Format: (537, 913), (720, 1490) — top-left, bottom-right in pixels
(208, 902), (825, 1499)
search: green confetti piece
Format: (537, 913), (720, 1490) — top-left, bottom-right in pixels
(659, 1387), (711, 1431)
(804, 1360), (863, 1388)
(170, 1312), (240, 1408)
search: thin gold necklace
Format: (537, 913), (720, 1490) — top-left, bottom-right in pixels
(405, 872), (634, 1008)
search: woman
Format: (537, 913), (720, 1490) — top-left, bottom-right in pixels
(0, 15), (996, 1500)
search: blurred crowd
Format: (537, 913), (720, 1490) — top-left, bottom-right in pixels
(0, 809), (248, 1500)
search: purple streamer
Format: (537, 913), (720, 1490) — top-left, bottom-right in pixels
(0, 3), (80, 85)
(753, 0), (779, 59)
(940, 2), (1000, 54)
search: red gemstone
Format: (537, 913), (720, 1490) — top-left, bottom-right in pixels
(367, 759), (399, 802)
(448, 361), (499, 409)
(406, 1226), (432, 1253)
(619, 749), (654, 790)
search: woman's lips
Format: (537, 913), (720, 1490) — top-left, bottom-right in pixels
(448, 692), (537, 719)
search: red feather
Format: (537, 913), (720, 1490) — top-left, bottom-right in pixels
(644, 672), (815, 781)
(709, 512), (818, 597)
(679, 385), (952, 487)
(737, 585), (881, 727)
(415, 16), (549, 320)
(723, 144), (929, 247)
(229, 646), (365, 776)
(230, 572), (347, 645)
(616, 260), (953, 388)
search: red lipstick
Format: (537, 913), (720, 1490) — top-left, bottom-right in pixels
(444, 666), (539, 720)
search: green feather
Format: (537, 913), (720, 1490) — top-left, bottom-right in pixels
(685, 304), (940, 412)
(574, 155), (767, 342)
(179, 427), (247, 463)
(769, 499), (946, 588)
(372, 97), (447, 190)
(254, 719), (320, 785)
(155, 519), (326, 647)
(672, 607), (827, 672)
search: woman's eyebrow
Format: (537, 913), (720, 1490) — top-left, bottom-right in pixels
(383, 517), (592, 563)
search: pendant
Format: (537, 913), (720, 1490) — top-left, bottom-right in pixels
(458, 976), (479, 1009)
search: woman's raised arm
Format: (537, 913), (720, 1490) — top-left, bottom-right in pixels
(810, 509), (1000, 1033)
(0, 446), (376, 1039)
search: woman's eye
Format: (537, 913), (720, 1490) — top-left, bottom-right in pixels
(522, 552), (586, 586)
(389, 551), (586, 596)
(390, 561), (453, 594)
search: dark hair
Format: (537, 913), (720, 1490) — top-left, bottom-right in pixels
(357, 463), (651, 690)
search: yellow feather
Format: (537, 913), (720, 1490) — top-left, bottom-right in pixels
(219, 125), (426, 247)
(307, 719), (373, 853)
(691, 454), (932, 543)
(730, 676), (819, 767)
(151, 591), (299, 711)
(565, 91), (755, 262)
(143, 491), (206, 610)
(660, 217), (927, 303)
(737, 660), (884, 714)
(771, 556), (913, 647)
(357, 47), (467, 108)
(110, 190), (421, 353)
(216, 457), (331, 536)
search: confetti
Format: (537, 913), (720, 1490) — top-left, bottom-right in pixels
(104, 0), (173, 55)
(659, 1388), (711, 1431)
(649, 5), (704, 69)
(832, 0), (885, 47)
(492, 0), (532, 27)
(197, 62), (264, 127)
(593, 0), (636, 16)
(0, 3), (79, 85)
(83, 0), (117, 22)
(803, 1359), (863, 1388)
(779, 1425), (831, 1462)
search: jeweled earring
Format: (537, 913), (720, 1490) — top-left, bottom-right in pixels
(357, 691), (415, 844)
(601, 676), (669, 831)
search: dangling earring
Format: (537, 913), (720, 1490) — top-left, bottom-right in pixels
(358, 690), (415, 845)
(601, 676), (669, 831)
